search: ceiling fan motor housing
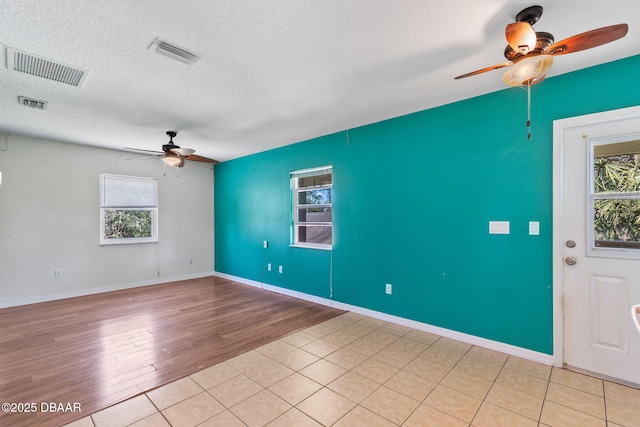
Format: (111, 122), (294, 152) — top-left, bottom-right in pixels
(163, 130), (180, 152)
(162, 143), (180, 152)
(515, 5), (543, 25)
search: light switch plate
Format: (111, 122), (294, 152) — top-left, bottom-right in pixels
(489, 221), (510, 234)
(529, 221), (540, 235)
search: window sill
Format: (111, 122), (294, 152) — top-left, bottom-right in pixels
(100, 238), (158, 245)
(289, 243), (332, 251)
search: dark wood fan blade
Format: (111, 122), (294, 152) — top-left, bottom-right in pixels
(186, 154), (219, 163)
(547, 23), (628, 56)
(454, 62), (512, 80)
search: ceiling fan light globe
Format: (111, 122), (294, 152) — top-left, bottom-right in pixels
(162, 152), (184, 167)
(502, 55), (553, 87)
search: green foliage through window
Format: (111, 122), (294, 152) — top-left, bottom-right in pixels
(104, 210), (153, 239)
(593, 152), (640, 247)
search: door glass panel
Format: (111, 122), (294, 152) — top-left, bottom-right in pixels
(593, 141), (640, 193)
(592, 139), (640, 249)
(594, 199), (640, 248)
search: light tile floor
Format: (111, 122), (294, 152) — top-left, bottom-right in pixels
(65, 312), (640, 427)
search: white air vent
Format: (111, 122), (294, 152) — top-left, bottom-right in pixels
(18, 96), (48, 110)
(7, 48), (88, 87)
(148, 37), (201, 64)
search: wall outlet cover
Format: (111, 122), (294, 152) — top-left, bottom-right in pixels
(489, 221), (510, 234)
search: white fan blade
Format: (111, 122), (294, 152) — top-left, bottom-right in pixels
(170, 147), (196, 156)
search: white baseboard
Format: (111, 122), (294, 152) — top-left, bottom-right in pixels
(214, 271), (557, 366)
(0, 271), (215, 309)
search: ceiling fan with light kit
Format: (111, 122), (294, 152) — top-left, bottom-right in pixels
(454, 5), (628, 138)
(126, 131), (217, 176)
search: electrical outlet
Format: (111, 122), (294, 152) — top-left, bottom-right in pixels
(489, 221), (510, 234)
(278, 265), (283, 274)
(263, 240), (268, 248)
(267, 263), (271, 271)
(386, 283), (392, 295)
(54, 269), (63, 279)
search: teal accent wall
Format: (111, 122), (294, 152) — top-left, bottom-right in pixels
(215, 55), (640, 354)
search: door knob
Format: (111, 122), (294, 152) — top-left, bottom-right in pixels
(565, 256), (577, 265)
(566, 240), (576, 248)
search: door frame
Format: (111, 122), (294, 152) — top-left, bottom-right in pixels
(552, 104), (640, 367)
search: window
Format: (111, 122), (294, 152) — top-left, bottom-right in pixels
(291, 166), (332, 249)
(589, 139), (640, 252)
(99, 174), (158, 245)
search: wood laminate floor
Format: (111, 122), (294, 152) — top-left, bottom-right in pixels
(0, 276), (344, 427)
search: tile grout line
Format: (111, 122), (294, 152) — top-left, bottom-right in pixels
(536, 362), (553, 425)
(601, 376), (608, 424)
(299, 322), (399, 426)
(471, 353), (508, 426)
(546, 366), (612, 423)
(361, 329), (431, 426)
(395, 335), (457, 426)
(142, 392), (173, 427)
(287, 319), (416, 426)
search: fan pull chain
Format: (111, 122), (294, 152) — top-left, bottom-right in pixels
(527, 81), (532, 140)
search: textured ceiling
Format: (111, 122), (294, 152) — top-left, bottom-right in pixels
(1, 0), (639, 162)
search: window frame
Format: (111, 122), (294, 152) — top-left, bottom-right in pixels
(290, 166), (333, 250)
(99, 174), (159, 245)
(587, 136), (640, 259)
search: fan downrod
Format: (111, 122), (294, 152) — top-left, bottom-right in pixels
(163, 130), (179, 152)
(515, 5), (543, 25)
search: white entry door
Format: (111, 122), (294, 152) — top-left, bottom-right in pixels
(554, 106), (640, 386)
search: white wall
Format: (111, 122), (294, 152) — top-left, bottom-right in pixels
(0, 133), (214, 307)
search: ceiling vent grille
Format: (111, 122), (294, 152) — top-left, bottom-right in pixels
(7, 48), (88, 87)
(18, 96), (48, 110)
(148, 37), (201, 64)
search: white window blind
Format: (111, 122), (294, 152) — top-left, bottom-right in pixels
(100, 174), (158, 208)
